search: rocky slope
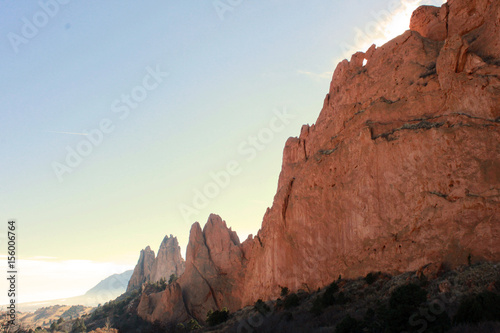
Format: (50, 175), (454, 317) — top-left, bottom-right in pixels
(86, 263), (500, 332)
(133, 0), (500, 325)
(195, 262), (500, 333)
(127, 235), (185, 292)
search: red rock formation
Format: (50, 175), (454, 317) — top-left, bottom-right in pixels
(127, 246), (155, 292)
(136, 282), (188, 324)
(241, 0), (500, 304)
(136, 0), (500, 324)
(178, 215), (245, 320)
(136, 215), (246, 324)
(127, 236), (185, 292)
(410, 5), (448, 41)
(150, 235), (185, 282)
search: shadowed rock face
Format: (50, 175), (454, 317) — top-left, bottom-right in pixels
(127, 246), (155, 292)
(127, 236), (185, 292)
(137, 0), (500, 324)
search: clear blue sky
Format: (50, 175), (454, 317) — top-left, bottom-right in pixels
(0, 0), (444, 303)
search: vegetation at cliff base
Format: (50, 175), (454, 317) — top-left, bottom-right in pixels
(206, 307), (230, 327)
(454, 291), (500, 325)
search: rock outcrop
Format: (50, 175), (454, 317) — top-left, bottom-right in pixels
(179, 215), (245, 321)
(127, 246), (155, 292)
(150, 235), (186, 282)
(241, 0), (499, 304)
(136, 215), (246, 324)
(136, 282), (189, 324)
(127, 235), (185, 292)
(135, 0), (500, 324)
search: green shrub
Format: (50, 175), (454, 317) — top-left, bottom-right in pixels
(385, 283), (427, 333)
(254, 299), (271, 314)
(365, 272), (378, 285)
(426, 311), (451, 333)
(283, 311), (293, 322)
(71, 318), (86, 333)
(335, 315), (362, 333)
(454, 291), (500, 324)
(276, 297), (283, 308)
(311, 296), (324, 315)
(280, 286), (289, 297)
(168, 274), (178, 284)
(322, 282), (339, 306)
(336, 291), (349, 305)
(389, 283), (427, 309)
(284, 293), (300, 309)
(206, 307), (230, 327)
(310, 281), (341, 314)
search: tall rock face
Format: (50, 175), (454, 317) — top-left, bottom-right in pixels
(127, 236), (185, 292)
(179, 215), (245, 321)
(127, 246), (155, 292)
(136, 0), (500, 324)
(150, 235), (186, 282)
(240, 0), (500, 304)
(136, 282), (189, 324)
(136, 215), (245, 324)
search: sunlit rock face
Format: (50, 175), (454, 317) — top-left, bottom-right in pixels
(127, 235), (185, 292)
(150, 235), (185, 283)
(241, 0), (500, 304)
(137, 0), (500, 324)
(137, 214), (246, 325)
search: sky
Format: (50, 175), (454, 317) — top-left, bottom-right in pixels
(0, 0), (445, 305)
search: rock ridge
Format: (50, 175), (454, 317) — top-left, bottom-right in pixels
(135, 0), (500, 325)
(127, 235), (185, 292)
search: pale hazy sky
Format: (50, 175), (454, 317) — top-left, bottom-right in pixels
(0, 0), (444, 304)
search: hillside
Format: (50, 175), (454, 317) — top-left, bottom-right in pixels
(14, 305), (92, 331)
(84, 262), (500, 332)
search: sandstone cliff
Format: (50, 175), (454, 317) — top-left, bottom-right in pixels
(136, 0), (500, 324)
(127, 235), (185, 292)
(137, 215), (246, 324)
(127, 246), (155, 292)
(241, 0), (500, 305)
(150, 235), (186, 282)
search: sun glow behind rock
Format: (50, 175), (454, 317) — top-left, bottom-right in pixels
(372, 2), (420, 46)
(340, 0), (447, 61)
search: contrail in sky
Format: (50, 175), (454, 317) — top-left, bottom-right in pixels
(45, 131), (89, 136)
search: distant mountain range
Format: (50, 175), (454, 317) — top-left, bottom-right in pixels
(17, 270), (133, 312)
(85, 270), (133, 298)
